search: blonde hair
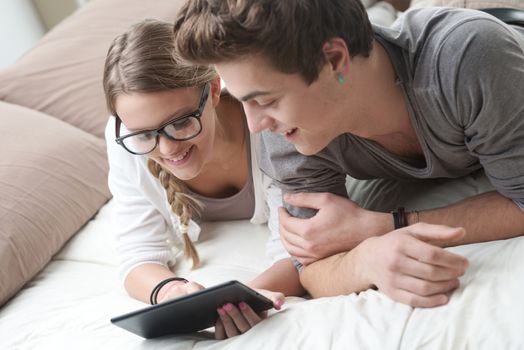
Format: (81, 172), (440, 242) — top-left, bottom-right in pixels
(103, 19), (217, 268)
(147, 160), (202, 268)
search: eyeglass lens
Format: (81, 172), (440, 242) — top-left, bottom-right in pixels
(121, 116), (201, 154)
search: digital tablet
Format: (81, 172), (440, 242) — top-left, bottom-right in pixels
(110, 280), (273, 338)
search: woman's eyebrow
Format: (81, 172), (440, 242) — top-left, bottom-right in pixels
(126, 107), (194, 132)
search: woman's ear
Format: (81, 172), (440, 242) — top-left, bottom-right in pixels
(322, 38), (350, 78)
(210, 76), (222, 107)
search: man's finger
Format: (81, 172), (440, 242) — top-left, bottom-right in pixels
(394, 274), (460, 297)
(390, 288), (450, 308)
(402, 235), (469, 271)
(278, 207), (311, 237)
(280, 232), (316, 263)
(398, 256), (465, 282)
(406, 223), (466, 244)
(279, 220), (311, 251)
(283, 192), (325, 210)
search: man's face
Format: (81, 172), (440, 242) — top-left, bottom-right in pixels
(215, 55), (340, 155)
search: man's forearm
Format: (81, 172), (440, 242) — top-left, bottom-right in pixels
(299, 248), (373, 298)
(297, 192), (524, 298)
(408, 191), (524, 246)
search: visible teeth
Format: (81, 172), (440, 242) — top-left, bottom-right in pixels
(170, 149), (189, 161)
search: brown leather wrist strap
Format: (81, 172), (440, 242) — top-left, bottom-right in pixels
(392, 207), (407, 230)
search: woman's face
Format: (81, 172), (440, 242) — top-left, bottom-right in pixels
(114, 84), (219, 181)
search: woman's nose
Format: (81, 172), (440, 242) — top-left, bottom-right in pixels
(156, 134), (183, 155)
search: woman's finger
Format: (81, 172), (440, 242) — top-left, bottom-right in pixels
(223, 303), (250, 333)
(256, 289), (285, 310)
(238, 302), (262, 327)
(214, 318), (226, 340)
(217, 307), (239, 338)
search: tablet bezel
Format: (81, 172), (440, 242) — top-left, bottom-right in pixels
(110, 280), (273, 338)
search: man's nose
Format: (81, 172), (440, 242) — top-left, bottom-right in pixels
(243, 103), (274, 134)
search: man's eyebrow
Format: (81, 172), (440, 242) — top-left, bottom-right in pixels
(239, 90), (272, 102)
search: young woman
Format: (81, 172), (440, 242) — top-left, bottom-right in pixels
(102, 20), (304, 339)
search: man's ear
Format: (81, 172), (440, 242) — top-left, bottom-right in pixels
(322, 38), (350, 75)
(210, 76), (222, 107)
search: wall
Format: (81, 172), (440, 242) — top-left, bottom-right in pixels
(32, 0), (78, 31)
(0, 0), (89, 69)
(0, 0), (45, 68)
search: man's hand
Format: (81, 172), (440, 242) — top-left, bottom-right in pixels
(360, 223), (468, 308)
(279, 192), (390, 265)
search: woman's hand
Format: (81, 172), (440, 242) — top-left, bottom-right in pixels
(214, 289), (284, 340)
(157, 280), (205, 303)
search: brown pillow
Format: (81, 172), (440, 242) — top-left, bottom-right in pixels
(0, 101), (110, 305)
(0, 0), (187, 138)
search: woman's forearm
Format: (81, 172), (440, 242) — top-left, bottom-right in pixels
(248, 258), (305, 296)
(124, 263), (178, 303)
(299, 247), (373, 298)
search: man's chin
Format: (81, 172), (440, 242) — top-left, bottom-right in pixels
(294, 143), (323, 156)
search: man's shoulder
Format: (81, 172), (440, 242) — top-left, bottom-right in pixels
(257, 131), (347, 188)
(393, 6), (499, 29)
(258, 131), (347, 165)
(375, 7), (511, 51)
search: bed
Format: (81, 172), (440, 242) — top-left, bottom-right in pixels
(1, 198), (524, 349)
(1, 0), (523, 349)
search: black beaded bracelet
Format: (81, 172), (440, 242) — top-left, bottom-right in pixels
(150, 277), (188, 305)
(392, 207), (407, 230)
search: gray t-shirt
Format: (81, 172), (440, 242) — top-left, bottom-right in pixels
(259, 7), (524, 218)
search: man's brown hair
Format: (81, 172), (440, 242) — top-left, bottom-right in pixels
(173, 0), (374, 84)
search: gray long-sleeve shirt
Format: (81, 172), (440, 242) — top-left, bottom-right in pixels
(259, 7), (524, 218)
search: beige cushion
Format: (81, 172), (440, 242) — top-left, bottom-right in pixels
(0, 101), (110, 305)
(0, 0), (187, 138)
(410, 0), (524, 9)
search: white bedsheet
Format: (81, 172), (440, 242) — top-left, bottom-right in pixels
(1, 199), (523, 350)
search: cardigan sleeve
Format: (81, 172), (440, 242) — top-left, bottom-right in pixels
(105, 117), (178, 284)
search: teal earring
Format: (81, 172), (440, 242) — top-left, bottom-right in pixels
(337, 72), (345, 84)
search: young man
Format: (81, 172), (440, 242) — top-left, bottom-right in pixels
(173, 0), (524, 307)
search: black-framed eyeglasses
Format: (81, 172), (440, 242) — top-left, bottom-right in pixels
(115, 83), (211, 155)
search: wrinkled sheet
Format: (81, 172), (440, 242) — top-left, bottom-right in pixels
(1, 199), (523, 350)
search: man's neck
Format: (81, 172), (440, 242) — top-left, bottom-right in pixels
(341, 39), (421, 156)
